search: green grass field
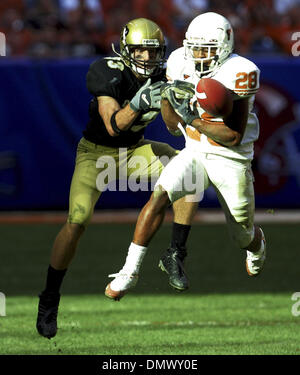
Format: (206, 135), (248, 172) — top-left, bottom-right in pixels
(0, 222), (299, 355)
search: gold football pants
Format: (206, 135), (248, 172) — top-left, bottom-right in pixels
(67, 137), (177, 227)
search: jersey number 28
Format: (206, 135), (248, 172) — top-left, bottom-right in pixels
(235, 71), (258, 89)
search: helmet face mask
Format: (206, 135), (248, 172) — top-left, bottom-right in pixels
(119, 18), (166, 78)
(126, 44), (166, 77)
(184, 42), (219, 75)
(184, 12), (234, 77)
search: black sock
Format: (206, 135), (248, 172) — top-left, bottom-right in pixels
(170, 222), (191, 250)
(44, 265), (67, 294)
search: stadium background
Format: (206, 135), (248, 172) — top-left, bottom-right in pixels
(0, 0), (300, 357)
(0, 0), (300, 211)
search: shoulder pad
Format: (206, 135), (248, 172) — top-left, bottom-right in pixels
(103, 57), (126, 72)
(166, 47), (187, 81)
(86, 57), (124, 97)
(214, 55), (260, 98)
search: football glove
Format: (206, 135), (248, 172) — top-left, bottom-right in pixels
(130, 79), (163, 112)
(172, 95), (198, 125)
(161, 80), (195, 101)
(161, 81), (198, 125)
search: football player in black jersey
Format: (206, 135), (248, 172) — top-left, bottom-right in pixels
(36, 18), (198, 339)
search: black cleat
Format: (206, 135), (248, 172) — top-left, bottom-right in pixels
(36, 291), (60, 339)
(158, 247), (189, 291)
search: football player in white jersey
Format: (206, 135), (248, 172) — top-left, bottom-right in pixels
(105, 12), (266, 299)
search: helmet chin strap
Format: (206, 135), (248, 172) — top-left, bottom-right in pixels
(111, 43), (122, 58)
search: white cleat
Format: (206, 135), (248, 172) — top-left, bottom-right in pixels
(246, 228), (266, 277)
(105, 271), (138, 301)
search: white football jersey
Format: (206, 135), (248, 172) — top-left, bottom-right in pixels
(166, 47), (260, 160)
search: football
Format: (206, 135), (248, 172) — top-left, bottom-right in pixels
(195, 78), (233, 118)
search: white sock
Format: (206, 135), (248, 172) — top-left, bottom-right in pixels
(122, 242), (147, 274)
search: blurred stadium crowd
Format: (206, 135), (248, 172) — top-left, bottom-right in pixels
(0, 0), (299, 58)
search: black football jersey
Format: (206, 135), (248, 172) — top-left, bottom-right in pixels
(83, 57), (166, 147)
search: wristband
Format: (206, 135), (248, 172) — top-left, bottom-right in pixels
(110, 110), (122, 135)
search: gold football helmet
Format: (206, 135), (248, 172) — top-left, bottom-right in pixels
(115, 18), (166, 77)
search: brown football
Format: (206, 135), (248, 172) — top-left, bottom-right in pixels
(195, 78), (233, 118)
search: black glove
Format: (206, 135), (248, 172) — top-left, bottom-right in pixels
(130, 79), (163, 112)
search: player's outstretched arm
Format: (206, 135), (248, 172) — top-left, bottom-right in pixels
(161, 99), (185, 136)
(98, 79), (164, 137)
(97, 96), (139, 137)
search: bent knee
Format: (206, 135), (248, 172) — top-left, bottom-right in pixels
(150, 188), (170, 212)
(68, 202), (93, 228)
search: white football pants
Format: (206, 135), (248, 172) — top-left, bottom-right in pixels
(155, 141), (255, 249)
